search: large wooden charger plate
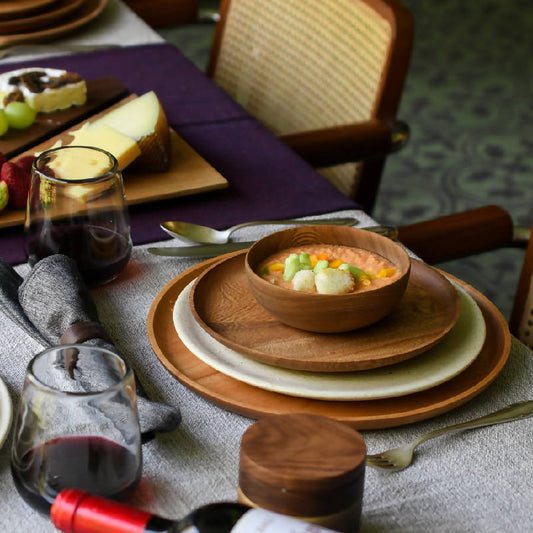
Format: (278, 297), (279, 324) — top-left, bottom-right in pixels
(147, 252), (511, 429)
(0, 0), (58, 21)
(0, 0), (84, 35)
(0, 0), (108, 47)
(190, 252), (460, 372)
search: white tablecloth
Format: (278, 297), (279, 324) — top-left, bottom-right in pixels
(0, 209), (532, 532)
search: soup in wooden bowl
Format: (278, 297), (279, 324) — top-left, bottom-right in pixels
(245, 225), (411, 333)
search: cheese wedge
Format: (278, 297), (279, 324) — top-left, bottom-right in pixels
(89, 91), (171, 172)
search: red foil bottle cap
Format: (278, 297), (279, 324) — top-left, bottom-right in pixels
(52, 489), (89, 533)
(51, 489), (152, 533)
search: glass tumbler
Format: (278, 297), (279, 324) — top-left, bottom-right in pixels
(25, 146), (132, 285)
(11, 345), (142, 514)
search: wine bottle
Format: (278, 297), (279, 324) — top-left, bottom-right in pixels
(51, 489), (340, 533)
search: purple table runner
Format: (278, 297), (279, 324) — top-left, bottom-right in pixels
(0, 44), (358, 264)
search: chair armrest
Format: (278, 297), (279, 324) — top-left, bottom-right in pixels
(279, 118), (409, 168)
(396, 205), (515, 264)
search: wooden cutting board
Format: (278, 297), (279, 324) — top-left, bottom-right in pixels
(0, 86), (228, 228)
(0, 76), (128, 159)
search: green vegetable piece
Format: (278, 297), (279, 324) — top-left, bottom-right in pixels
(313, 259), (329, 274)
(299, 252), (312, 270)
(0, 110), (8, 137)
(260, 265), (270, 276)
(0, 182), (7, 210)
(283, 253), (301, 282)
(338, 263), (367, 279)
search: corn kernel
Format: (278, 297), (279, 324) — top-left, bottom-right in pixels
(329, 258), (343, 269)
(268, 263), (285, 272)
(375, 268), (397, 278)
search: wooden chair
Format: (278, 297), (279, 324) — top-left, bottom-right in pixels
(206, 0), (414, 213)
(124, 0), (200, 28)
(394, 205), (532, 347)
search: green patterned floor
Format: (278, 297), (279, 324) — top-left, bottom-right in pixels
(157, 0), (532, 321)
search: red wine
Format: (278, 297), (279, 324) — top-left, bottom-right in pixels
(51, 490), (340, 532)
(26, 223), (131, 285)
(12, 436), (141, 514)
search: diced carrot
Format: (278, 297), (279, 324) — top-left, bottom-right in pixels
(309, 254), (319, 268)
(317, 253), (329, 261)
(329, 258), (343, 269)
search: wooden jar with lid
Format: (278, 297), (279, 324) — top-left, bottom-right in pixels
(238, 413), (366, 533)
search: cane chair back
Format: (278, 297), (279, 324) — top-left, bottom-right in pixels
(207, 0), (413, 213)
(510, 225), (533, 348)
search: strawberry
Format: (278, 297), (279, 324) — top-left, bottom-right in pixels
(1, 161), (30, 208)
(15, 155), (35, 175)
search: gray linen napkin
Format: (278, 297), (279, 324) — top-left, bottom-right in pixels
(1, 254), (181, 439)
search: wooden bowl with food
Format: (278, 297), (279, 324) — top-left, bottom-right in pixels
(245, 225), (411, 333)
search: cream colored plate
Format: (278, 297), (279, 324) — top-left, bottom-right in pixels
(0, 376), (13, 449)
(173, 280), (486, 401)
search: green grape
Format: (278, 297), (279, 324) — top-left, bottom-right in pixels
(5, 101), (36, 130)
(0, 110), (8, 136)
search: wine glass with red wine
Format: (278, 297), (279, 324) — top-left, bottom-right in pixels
(25, 146), (132, 285)
(11, 345), (142, 514)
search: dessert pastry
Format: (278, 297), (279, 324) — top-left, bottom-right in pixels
(0, 68), (87, 113)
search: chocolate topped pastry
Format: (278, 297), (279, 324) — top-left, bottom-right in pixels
(0, 68), (87, 113)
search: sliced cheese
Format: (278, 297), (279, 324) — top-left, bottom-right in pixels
(89, 91), (171, 172)
(68, 124), (141, 170)
(48, 144), (114, 181)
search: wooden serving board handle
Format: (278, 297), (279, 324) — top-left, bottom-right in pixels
(0, 76), (129, 159)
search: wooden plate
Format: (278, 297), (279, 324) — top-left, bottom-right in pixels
(175, 279), (486, 400)
(0, 0), (84, 35)
(0, 0), (107, 47)
(190, 252), (460, 372)
(147, 252), (511, 429)
(0, 0), (58, 21)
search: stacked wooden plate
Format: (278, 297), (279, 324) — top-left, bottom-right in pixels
(147, 251), (512, 429)
(0, 0), (108, 46)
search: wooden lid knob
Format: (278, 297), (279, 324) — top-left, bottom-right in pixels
(239, 413), (366, 516)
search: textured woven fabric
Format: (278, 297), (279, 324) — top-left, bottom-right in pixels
(0, 210), (532, 532)
(1, 254), (181, 437)
(213, 0), (393, 197)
